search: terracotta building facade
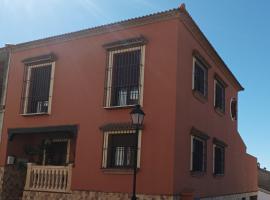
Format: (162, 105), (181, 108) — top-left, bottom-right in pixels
(0, 4), (257, 200)
(0, 47), (10, 142)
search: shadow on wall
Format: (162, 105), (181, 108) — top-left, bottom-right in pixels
(0, 165), (26, 200)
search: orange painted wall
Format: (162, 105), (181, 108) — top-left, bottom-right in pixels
(173, 20), (257, 197)
(0, 19), (179, 195)
(0, 15), (257, 197)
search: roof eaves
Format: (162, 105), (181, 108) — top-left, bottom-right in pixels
(5, 4), (244, 91)
(178, 5), (244, 91)
(10, 8), (180, 52)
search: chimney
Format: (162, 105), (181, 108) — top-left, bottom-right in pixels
(179, 3), (186, 11)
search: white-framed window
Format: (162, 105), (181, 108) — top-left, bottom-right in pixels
(192, 57), (208, 96)
(102, 130), (142, 169)
(214, 79), (225, 112)
(104, 46), (145, 108)
(230, 98), (237, 120)
(21, 62), (55, 115)
(213, 144), (225, 175)
(190, 135), (207, 172)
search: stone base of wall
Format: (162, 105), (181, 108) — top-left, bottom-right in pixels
(22, 190), (258, 200)
(201, 191), (258, 200)
(0, 165), (27, 200)
(22, 190), (181, 200)
(0, 165), (257, 200)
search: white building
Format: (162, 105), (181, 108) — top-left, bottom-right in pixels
(258, 167), (270, 200)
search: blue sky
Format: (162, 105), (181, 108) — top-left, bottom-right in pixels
(1, 0), (269, 168)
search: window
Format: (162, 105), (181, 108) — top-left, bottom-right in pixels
(250, 196), (257, 200)
(193, 57), (208, 96)
(102, 130), (141, 169)
(21, 62), (55, 114)
(104, 46), (145, 107)
(213, 144), (225, 175)
(42, 139), (70, 166)
(191, 136), (207, 172)
(214, 79), (225, 112)
(230, 98), (237, 120)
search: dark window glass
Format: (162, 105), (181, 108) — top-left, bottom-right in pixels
(26, 65), (51, 113)
(192, 137), (205, 172)
(107, 134), (137, 168)
(250, 196), (257, 200)
(110, 50), (141, 106)
(215, 80), (225, 112)
(194, 60), (207, 96)
(44, 141), (67, 166)
(214, 145), (225, 175)
(231, 99), (237, 120)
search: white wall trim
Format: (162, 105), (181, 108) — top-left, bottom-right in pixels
(105, 45), (145, 108)
(22, 62), (55, 115)
(102, 130), (142, 168)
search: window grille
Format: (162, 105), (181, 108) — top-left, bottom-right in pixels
(193, 58), (208, 96)
(215, 79), (225, 112)
(111, 146), (135, 168)
(102, 130), (141, 169)
(213, 144), (225, 175)
(104, 46), (145, 107)
(21, 63), (54, 114)
(191, 136), (206, 172)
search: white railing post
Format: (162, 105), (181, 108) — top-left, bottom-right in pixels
(24, 164), (72, 193)
(66, 164), (72, 192)
(24, 163), (33, 190)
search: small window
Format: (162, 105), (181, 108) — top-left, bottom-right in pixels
(214, 79), (225, 112)
(213, 144), (225, 175)
(102, 130), (141, 169)
(250, 196), (257, 200)
(193, 58), (208, 96)
(21, 63), (55, 114)
(191, 136), (207, 172)
(104, 46), (145, 107)
(230, 98), (237, 120)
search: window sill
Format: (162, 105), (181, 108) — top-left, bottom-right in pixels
(190, 170), (206, 177)
(214, 107), (225, 117)
(20, 112), (50, 117)
(192, 90), (207, 104)
(104, 104), (138, 110)
(101, 168), (139, 174)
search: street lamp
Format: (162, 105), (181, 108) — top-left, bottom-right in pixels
(130, 104), (145, 200)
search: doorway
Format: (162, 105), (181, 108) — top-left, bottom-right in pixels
(43, 139), (70, 165)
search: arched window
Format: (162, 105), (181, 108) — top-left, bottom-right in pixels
(230, 98), (237, 120)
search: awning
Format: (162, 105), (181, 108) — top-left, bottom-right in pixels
(22, 53), (57, 65)
(99, 122), (143, 132)
(8, 125), (78, 141)
(103, 36), (148, 50)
